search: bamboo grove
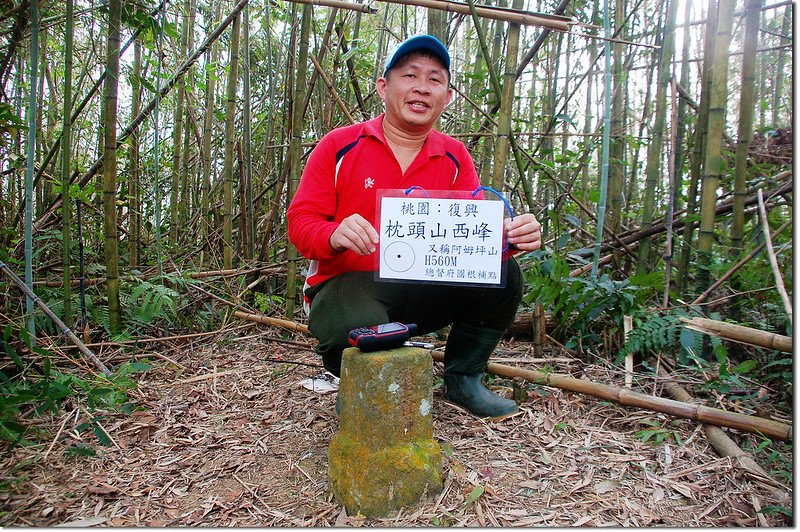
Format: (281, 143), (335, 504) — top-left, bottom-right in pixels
(0, 0), (792, 348)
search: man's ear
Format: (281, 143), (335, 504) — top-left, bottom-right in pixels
(444, 87), (453, 107)
(376, 77), (388, 101)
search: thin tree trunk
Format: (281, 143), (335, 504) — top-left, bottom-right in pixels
(730, 0), (760, 259)
(102, 0), (122, 332)
(625, 57), (653, 215)
(676, 0), (717, 293)
(491, 0), (523, 191)
(606, 0), (626, 239)
(60, 0), (74, 325)
(24, 0), (39, 338)
(242, 2), (254, 259)
(179, 0), (196, 232)
(696, 0), (734, 294)
(170, 2), (190, 246)
(34, 28), (46, 216)
(285, 3), (312, 319)
(200, 3), (220, 267)
(128, 38), (142, 269)
(637, 0), (679, 274)
(671, 0), (692, 214)
(770, 5), (790, 127)
(222, 12), (241, 270)
(580, 0), (598, 214)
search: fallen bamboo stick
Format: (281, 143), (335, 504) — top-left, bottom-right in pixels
(692, 219), (791, 305)
(570, 178), (793, 273)
(0, 260), (112, 377)
(429, 351), (791, 441)
(32, 265), (282, 288)
(49, 323), (255, 350)
(231, 311), (791, 440)
(757, 189), (792, 325)
(682, 317), (792, 353)
(657, 366), (789, 493)
(233, 310), (310, 335)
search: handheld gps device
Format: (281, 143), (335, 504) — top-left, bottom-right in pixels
(348, 322), (418, 352)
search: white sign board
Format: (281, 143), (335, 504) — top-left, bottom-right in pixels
(378, 194), (505, 285)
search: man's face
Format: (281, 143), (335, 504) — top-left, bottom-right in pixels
(377, 53), (453, 134)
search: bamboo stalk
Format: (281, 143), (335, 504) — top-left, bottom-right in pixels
(309, 53), (356, 125)
(290, 0), (378, 12)
(33, 0), (251, 234)
(234, 310), (310, 335)
(32, 265), (282, 287)
(692, 219), (791, 305)
(623, 315), (633, 388)
(757, 189), (792, 325)
(570, 179), (793, 277)
(657, 366), (788, 493)
(429, 351), (791, 441)
(376, 0), (572, 30)
(0, 260), (112, 377)
(231, 309), (791, 440)
(682, 317), (792, 353)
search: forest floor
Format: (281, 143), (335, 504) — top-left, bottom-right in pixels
(0, 323), (793, 527)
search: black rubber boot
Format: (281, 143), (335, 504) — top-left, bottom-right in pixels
(443, 322), (517, 418)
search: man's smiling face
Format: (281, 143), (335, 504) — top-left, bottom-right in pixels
(377, 52), (453, 134)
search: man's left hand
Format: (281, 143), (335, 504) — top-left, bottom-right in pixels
(504, 213), (542, 252)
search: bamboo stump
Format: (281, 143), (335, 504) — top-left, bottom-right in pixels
(328, 346), (443, 518)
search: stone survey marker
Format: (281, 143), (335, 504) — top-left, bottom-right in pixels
(328, 346), (443, 517)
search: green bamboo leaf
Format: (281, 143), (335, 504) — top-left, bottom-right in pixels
(731, 359), (757, 375)
(465, 485), (484, 506)
(92, 422), (111, 446)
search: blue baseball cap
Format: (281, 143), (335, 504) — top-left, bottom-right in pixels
(383, 34), (450, 75)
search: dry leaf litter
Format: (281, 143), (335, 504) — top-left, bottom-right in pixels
(0, 325), (792, 526)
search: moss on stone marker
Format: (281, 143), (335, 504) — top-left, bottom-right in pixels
(329, 347), (443, 518)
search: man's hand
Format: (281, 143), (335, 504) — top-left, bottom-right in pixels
(504, 213), (542, 252)
(330, 214), (380, 255)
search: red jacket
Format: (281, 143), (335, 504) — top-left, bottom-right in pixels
(288, 115), (483, 308)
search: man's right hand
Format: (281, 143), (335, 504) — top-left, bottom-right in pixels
(329, 214), (379, 255)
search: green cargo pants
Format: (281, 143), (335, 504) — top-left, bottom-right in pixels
(306, 259), (523, 376)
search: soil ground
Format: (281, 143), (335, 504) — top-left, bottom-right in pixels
(0, 325), (793, 526)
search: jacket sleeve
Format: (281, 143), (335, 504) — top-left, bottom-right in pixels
(287, 135), (341, 261)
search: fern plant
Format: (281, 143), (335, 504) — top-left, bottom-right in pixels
(120, 278), (181, 334)
(521, 250), (650, 352)
(616, 311), (693, 363)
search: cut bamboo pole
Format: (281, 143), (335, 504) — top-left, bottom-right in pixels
(234, 310), (310, 335)
(309, 53), (357, 125)
(376, 0), (573, 30)
(0, 260), (112, 377)
(231, 310), (791, 440)
(290, 0), (378, 12)
(32, 265), (283, 288)
(429, 351), (791, 441)
(657, 366), (788, 493)
(682, 317), (792, 353)
(623, 315), (634, 388)
(757, 189), (792, 325)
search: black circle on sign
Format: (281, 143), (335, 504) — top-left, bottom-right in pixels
(383, 241), (415, 273)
